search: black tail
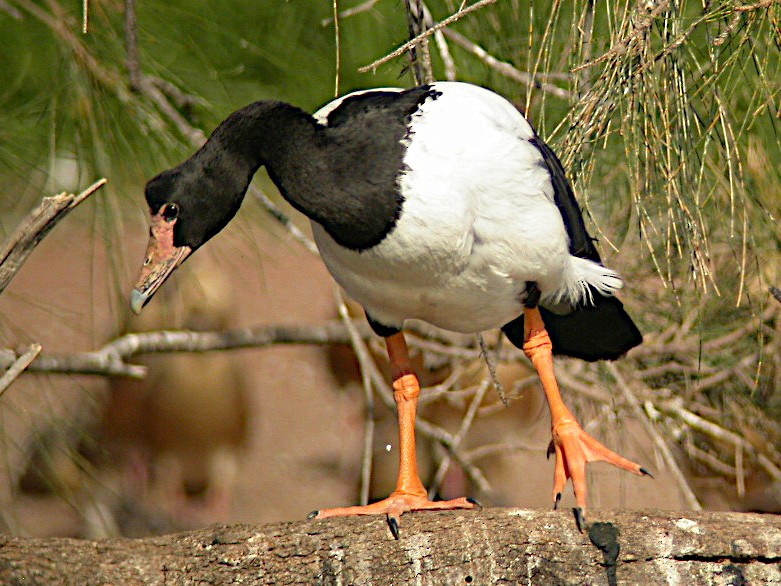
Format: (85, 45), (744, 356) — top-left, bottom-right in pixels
(502, 293), (642, 362)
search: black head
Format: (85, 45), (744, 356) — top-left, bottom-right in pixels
(131, 98), (309, 314)
(131, 145), (253, 314)
(144, 153), (250, 252)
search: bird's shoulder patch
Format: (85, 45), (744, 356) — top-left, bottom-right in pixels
(324, 86), (441, 129)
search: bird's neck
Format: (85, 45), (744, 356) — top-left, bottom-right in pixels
(200, 99), (403, 251)
(204, 100), (328, 216)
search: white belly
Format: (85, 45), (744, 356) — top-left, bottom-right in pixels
(312, 194), (571, 333)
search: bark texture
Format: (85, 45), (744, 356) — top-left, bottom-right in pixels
(1, 508), (780, 585)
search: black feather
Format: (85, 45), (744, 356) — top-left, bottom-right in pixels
(503, 291), (642, 361)
(503, 137), (642, 360)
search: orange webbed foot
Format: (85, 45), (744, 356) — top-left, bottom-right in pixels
(309, 492), (480, 539)
(548, 417), (652, 529)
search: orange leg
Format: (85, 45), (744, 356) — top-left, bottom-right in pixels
(522, 307), (650, 525)
(311, 332), (478, 537)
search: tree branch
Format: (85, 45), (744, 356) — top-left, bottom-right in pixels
(0, 179), (107, 295)
(0, 343), (41, 399)
(358, 0), (497, 73)
(441, 27), (573, 100)
(0, 322), (367, 380)
(1, 509), (779, 584)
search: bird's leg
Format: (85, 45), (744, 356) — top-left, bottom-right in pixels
(311, 332), (478, 538)
(522, 306), (649, 525)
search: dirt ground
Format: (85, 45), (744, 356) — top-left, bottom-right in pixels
(0, 196), (691, 538)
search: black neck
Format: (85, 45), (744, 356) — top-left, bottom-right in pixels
(203, 100), (315, 203)
(201, 99), (405, 250)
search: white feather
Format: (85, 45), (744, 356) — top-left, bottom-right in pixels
(312, 81), (622, 333)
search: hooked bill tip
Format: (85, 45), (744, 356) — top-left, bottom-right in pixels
(130, 288), (147, 315)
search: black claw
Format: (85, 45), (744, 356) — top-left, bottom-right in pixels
(387, 516), (400, 540)
(307, 510), (319, 520)
(554, 492), (562, 510)
(546, 440), (555, 460)
(639, 467), (654, 479)
(573, 507), (587, 533)
(466, 497), (483, 510)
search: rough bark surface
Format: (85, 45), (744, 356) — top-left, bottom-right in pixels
(1, 509), (780, 585)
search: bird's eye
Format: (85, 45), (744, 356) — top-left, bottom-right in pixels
(160, 203), (179, 222)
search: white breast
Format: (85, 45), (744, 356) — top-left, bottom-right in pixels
(311, 82), (575, 333)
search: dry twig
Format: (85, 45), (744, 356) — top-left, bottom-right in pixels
(606, 363), (703, 510)
(657, 398), (781, 483)
(441, 28), (572, 100)
(0, 343), (42, 399)
(358, 0), (497, 73)
(335, 289), (377, 506)
(0, 179), (107, 295)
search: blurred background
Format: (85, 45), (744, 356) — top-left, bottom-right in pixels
(0, 0), (780, 538)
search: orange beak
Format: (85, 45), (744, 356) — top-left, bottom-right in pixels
(130, 209), (192, 314)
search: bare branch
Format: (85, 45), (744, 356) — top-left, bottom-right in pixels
(0, 343), (42, 399)
(124, 0), (141, 88)
(358, 0), (497, 74)
(321, 0), (380, 25)
(442, 28), (573, 100)
(248, 188), (319, 255)
(404, 0), (434, 84)
(335, 289), (377, 506)
(606, 363), (703, 510)
(428, 377), (490, 499)
(478, 333), (507, 406)
(572, 1), (672, 72)
(0, 0), (22, 18)
(0, 322), (362, 380)
(0, 179), (107, 295)
(81, 0), (88, 33)
(123, 0), (206, 145)
(657, 398), (781, 483)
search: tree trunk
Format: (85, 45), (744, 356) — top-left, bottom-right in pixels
(1, 508), (780, 585)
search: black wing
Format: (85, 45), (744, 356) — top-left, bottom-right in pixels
(502, 136), (642, 360)
(529, 137), (599, 262)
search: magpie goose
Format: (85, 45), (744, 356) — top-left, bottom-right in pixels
(130, 81), (648, 535)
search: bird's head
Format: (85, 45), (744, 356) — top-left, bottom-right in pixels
(130, 159), (246, 314)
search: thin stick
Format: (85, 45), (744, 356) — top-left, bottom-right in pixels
(358, 0), (497, 73)
(332, 0), (341, 97)
(605, 362), (703, 510)
(404, 0), (434, 84)
(478, 333), (508, 406)
(428, 377), (490, 499)
(122, 0), (205, 146)
(124, 0), (141, 89)
(0, 179), (107, 295)
(442, 27), (572, 100)
(657, 398), (781, 483)
(0, 343), (42, 399)
(0, 1), (23, 19)
(248, 187), (319, 255)
(335, 289), (376, 506)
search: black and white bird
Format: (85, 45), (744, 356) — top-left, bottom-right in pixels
(130, 81), (649, 536)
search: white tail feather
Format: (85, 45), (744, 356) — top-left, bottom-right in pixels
(546, 256), (624, 306)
